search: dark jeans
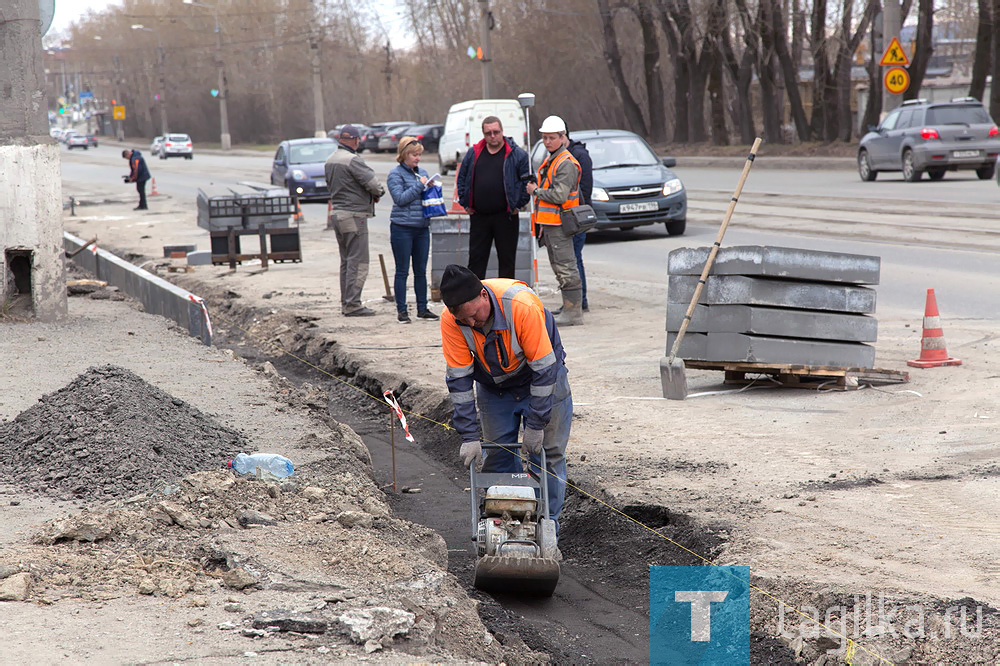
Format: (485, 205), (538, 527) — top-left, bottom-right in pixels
(468, 211), (518, 279)
(136, 179), (148, 209)
(389, 223), (429, 314)
(572, 231), (587, 308)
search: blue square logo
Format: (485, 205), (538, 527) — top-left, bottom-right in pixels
(650, 566), (751, 665)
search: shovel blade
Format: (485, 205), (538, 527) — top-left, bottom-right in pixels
(660, 356), (688, 400)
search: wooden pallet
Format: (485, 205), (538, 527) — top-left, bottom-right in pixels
(683, 360), (909, 391)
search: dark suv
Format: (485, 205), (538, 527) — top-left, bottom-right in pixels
(858, 98), (999, 182)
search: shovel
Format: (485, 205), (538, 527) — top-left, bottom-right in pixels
(662, 137), (762, 400)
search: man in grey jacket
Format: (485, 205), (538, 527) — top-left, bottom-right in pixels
(325, 125), (386, 317)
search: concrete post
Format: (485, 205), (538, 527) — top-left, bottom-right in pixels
(0, 0), (68, 320)
(310, 33), (325, 138)
(479, 0), (494, 98)
(882, 0), (902, 112)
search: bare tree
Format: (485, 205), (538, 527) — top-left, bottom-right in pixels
(903, 0), (934, 100)
(597, 0), (648, 136)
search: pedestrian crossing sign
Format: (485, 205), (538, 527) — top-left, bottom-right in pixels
(879, 37), (909, 66)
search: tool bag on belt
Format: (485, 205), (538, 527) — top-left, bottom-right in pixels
(559, 204), (597, 235)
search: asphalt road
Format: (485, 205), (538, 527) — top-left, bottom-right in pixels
(60, 143), (999, 321)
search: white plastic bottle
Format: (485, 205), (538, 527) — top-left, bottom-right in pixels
(227, 453), (294, 478)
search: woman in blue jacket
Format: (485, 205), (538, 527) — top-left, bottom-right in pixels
(387, 137), (437, 323)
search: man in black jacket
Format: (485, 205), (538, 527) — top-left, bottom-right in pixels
(122, 149), (151, 210)
(456, 116), (531, 279)
(563, 129), (592, 312)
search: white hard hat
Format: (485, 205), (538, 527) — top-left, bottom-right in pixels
(538, 115), (567, 133)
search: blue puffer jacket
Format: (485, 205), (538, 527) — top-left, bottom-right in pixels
(387, 163), (430, 228)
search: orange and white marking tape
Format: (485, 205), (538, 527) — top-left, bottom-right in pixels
(188, 294), (213, 337)
(383, 390), (415, 442)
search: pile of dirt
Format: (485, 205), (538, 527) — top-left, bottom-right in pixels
(0, 365), (246, 500)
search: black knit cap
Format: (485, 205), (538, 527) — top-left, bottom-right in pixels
(440, 264), (484, 309)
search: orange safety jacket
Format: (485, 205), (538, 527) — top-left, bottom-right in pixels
(441, 279), (565, 441)
(531, 148), (581, 227)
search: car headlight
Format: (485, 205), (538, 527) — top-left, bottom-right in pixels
(662, 178), (683, 196)
(291, 169), (307, 181)
(591, 186), (610, 202)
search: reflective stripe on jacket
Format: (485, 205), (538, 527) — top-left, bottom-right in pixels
(441, 279), (565, 441)
(531, 148), (581, 227)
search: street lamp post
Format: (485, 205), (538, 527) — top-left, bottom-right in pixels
(183, 0), (230, 150)
(131, 24), (169, 135)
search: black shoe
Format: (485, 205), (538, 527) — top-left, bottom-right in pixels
(582, 303), (589, 313)
(344, 307), (376, 317)
(416, 309), (438, 320)
(134, 206), (148, 210)
(551, 306), (563, 315)
(398, 311), (411, 323)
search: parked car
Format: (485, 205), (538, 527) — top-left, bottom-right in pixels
(85, 134), (99, 148)
(530, 129), (687, 236)
(160, 133), (194, 159)
(271, 138), (339, 201)
(377, 125), (413, 153)
(857, 97), (1000, 182)
(66, 132), (90, 150)
(439, 99), (526, 175)
(405, 123), (444, 153)
(360, 121), (414, 153)
(150, 136), (164, 156)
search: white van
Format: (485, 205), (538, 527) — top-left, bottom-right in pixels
(438, 99), (526, 175)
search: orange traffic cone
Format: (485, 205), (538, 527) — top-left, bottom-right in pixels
(150, 178), (160, 196)
(448, 175), (465, 215)
(293, 198), (304, 222)
(908, 288), (962, 368)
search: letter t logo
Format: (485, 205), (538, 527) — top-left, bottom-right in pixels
(675, 591), (729, 641)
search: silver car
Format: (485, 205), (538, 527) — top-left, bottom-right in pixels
(858, 97), (1000, 182)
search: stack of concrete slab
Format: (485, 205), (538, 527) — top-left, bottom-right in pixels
(664, 246), (880, 368)
(196, 184), (292, 231)
(429, 213), (532, 298)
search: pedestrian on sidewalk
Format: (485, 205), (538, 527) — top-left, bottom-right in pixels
(526, 115), (584, 326)
(564, 127), (592, 313)
(456, 116), (531, 279)
(387, 136), (438, 323)
(438, 264), (572, 533)
(121, 148), (150, 210)
(325, 125), (385, 317)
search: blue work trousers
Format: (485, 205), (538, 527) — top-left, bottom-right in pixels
(572, 231), (588, 309)
(389, 223), (430, 315)
(476, 366), (572, 530)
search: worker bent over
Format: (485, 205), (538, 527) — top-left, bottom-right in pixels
(439, 264), (572, 531)
(527, 115), (584, 326)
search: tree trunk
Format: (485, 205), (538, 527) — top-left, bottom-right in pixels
(836, 0), (877, 141)
(767, 0), (810, 141)
(969, 0), (992, 101)
(596, 0), (648, 136)
(659, 7), (690, 142)
(705, 0), (729, 144)
(638, 0), (667, 143)
(903, 0), (933, 100)
(723, 1), (757, 143)
(757, 1), (785, 143)
(669, 0), (709, 142)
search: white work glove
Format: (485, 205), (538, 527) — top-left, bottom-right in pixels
(460, 440), (483, 467)
(521, 428), (545, 455)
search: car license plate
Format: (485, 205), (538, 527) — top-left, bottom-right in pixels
(619, 201), (659, 214)
(952, 150), (980, 158)
(315, 180), (326, 188)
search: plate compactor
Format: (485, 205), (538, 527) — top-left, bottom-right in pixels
(469, 443), (560, 596)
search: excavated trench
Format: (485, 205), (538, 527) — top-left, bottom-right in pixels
(208, 306), (796, 664)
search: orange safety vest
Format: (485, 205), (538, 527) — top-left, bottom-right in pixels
(532, 148), (581, 227)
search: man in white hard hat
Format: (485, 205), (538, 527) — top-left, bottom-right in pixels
(525, 115), (584, 325)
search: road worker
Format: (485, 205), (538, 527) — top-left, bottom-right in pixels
(526, 115), (584, 325)
(439, 264), (572, 532)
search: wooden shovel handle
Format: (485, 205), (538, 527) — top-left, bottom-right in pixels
(668, 137), (763, 362)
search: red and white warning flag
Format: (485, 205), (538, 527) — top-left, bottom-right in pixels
(383, 390), (415, 442)
(188, 294), (213, 338)
(89, 242), (98, 255)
